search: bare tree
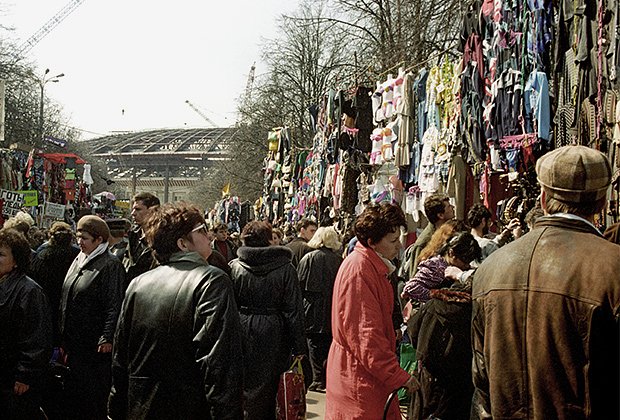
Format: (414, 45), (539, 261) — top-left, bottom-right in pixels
(193, 0), (354, 205)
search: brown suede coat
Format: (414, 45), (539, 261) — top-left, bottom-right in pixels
(472, 215), (620, 419)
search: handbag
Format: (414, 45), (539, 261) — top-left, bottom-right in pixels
(276, 356), (306, 420)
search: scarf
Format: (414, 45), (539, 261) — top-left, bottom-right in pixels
(77, 242), (109, 269)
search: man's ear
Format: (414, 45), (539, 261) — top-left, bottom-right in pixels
(177, 237), (189, 252)
(540, 190), (548, 214)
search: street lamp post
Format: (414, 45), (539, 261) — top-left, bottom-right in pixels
(37, 68), (64, 144)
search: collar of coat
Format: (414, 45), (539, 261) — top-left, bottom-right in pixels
(236, 245), (292, 268)
(534, 214), (604, 238)
(166, 251), (209, 266)
(353, 242), (390, 279)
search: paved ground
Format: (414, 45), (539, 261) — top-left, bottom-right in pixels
(306, 390), (326, 419)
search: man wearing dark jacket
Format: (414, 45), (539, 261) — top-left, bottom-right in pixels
(109, 203), (243, 420)
(472, 146), (620, 419)
(287, 218), (317, 267)
(123, 192), (159, 283)
(210, 222), (238, 263)
(400, 194), (455, 278)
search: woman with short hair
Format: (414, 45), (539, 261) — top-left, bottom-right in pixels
(109, 203), (243, 419)
(325, 203), (419, 420)
(0, 229), (52, 419)
(297, 226), (343, 392)
(60, 215), (125, 419)
(229, 220), (306, 419)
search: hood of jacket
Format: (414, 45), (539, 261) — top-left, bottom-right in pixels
(236, 245), (293, 275)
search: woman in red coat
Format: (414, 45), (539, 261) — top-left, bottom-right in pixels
(326, 203), (419, 419)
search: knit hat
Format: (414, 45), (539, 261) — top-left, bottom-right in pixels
(77, 215), (110, 241)
(536, 146), (611, 203)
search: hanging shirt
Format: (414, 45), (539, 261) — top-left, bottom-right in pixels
(524, 69), (551, 143)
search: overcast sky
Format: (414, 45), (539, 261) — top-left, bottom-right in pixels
(5, 0), (294, 139)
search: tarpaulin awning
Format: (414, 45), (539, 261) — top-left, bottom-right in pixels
(38, 153), (87, 165)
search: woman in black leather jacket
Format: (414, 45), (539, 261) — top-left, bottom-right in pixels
(0, 228), (52, 419)
(59, 216), (125, 419)
(229, 221), (306, 420)
(109, 203), (243, 420)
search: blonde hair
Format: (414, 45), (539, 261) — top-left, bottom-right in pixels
(3, 211), (35, 234)
(307, 226), (342, 252)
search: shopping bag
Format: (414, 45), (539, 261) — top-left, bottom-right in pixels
(276, 356), (306, 420)
(398, 343), (417, 403)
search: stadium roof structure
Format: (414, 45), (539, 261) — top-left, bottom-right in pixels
(84, 127), (237, 179)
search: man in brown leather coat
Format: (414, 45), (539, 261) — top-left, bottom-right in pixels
(472, 146), (620, 419)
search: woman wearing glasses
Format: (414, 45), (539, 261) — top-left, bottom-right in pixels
(59, 215), (126, 419)
(109, 203), (243, 419)
(229, 221), (306, 419)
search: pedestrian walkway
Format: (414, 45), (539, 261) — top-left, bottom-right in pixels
(306, 390), (326, 419)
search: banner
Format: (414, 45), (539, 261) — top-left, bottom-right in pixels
(0, 190), (24, 217)
(44, 202), (65, 219)
(44, 135), (67, 148)
(17, 190), (38, 207)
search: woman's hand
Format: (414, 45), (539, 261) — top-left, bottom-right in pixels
(98, 343), (112, 353)
(14, 381), (29, 395)
(444, 266), (463, 282)
(404, 375), (420, 393)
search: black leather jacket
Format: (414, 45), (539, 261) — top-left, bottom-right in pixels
(0, 271), (52, 388)
(60, 250), (125, 355)
(109, 252), (244, 420)
(123, 226), (156, 283)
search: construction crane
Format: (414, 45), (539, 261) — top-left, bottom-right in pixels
(245, 62), (256, 102)
(185, 100), (218, 128)
(18, 0), (87, 54)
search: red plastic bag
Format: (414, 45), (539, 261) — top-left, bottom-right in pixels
(276, 356), (306, 420)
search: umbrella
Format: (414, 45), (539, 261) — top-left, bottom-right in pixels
(93, 191), (116, 201)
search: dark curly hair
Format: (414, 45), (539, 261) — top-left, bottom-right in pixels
(354, 203), (406, 247)
(241, 221), (273, 247)
(143, 202), (204, 263)
(467, 204), (492, 229)
(437, 232), (481, 264)
(0, 229), (32, 273)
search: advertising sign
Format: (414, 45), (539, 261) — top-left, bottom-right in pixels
(17, 190), (38, 207)
(0, 190), (24, 217)
(44, 202), (66, 219)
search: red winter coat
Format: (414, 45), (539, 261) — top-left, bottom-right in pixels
(325, 242), (410, 419)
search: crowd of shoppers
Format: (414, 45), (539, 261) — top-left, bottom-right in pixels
(0, 145), (618, 420)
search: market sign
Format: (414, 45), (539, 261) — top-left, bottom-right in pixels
(44, 135), (67, 148)
(0, 190), (24, 217)
(17, 190), (38, 207)
(115, 200), (130, 209)
(44, 202), (66, 220)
